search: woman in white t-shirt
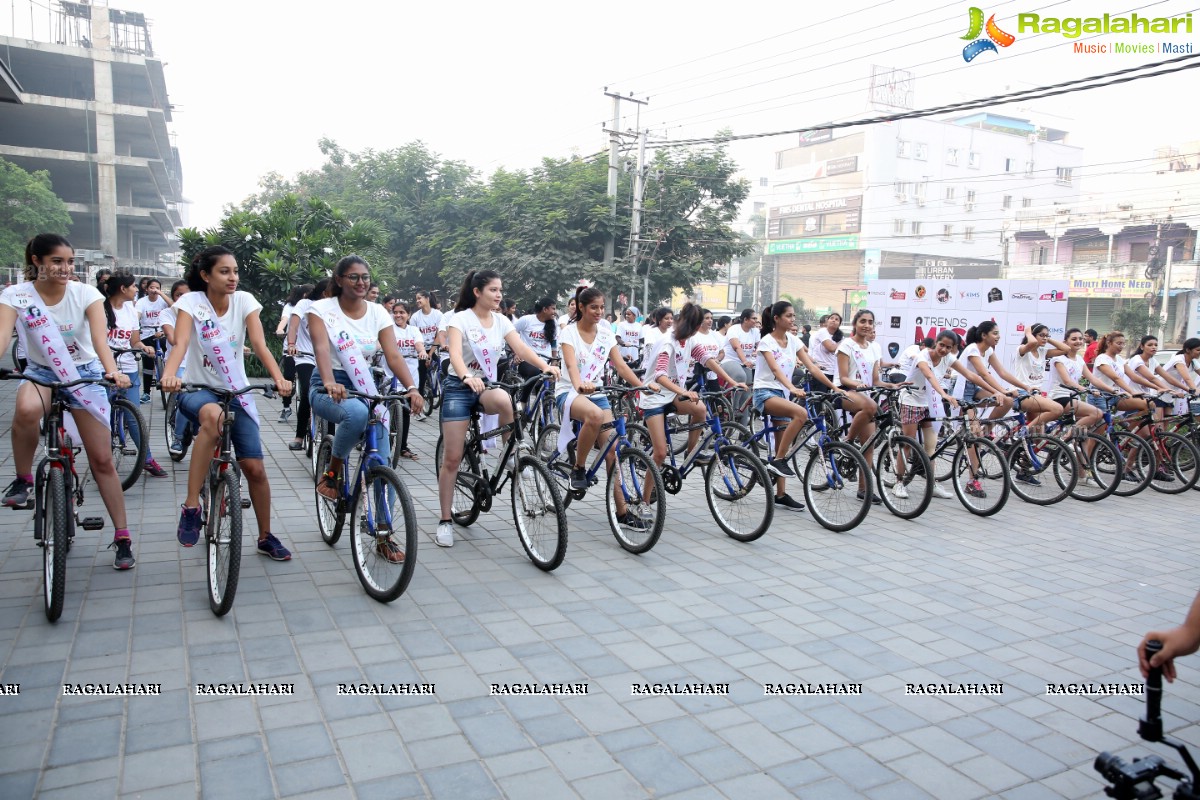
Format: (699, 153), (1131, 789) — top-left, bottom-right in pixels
(1156, 338), (1200, 414)
(162, 246), (293, 562)
(1090, 330), (1153, 415)
(614, 307), (644, 366)
(436, 270), (560, 548)
(134, 278), (172, 402)
(696, 309), (725, 391)
(557, 288), (647, 527)
(0, 233), (133, 568)
(388, 301), (426, 461)
(556, 297), (577, 332)
(512, 298), (560, 403)
(722, 309), (760, 422)
(640, 307), (674, 368)
(754, 301), (840, 511)
(410, 290), (443, 399)
(274, 284), (311, 423)
(957, 320), (1028, 421)
(308, 258), (423, 537)
(104, 272), (166, 478)
(1046, 328), (1103, 433)
(810, 312), (842, 384)
(835, 310), (883, 452)
(1010, 322), (1069, 432)
(283, 280), (327, 451)
(160, 280), (195, 451)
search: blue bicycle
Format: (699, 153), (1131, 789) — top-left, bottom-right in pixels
(313, 388), (418, 603)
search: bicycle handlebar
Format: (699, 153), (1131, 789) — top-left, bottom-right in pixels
(0, 369), (113, 390)
(178, 383), (276, 398)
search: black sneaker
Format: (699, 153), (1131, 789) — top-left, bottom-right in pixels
(570, 467), (589, 491)
(766, 459), (795, 478)
(2, 477), (32, 509)
(618, 511), (648, 530)
(774, 493), (805, 512)
(856, 490), (882, 505)
(109, 538), (135, 570)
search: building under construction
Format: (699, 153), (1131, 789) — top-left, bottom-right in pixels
(0, 1), (182, 274)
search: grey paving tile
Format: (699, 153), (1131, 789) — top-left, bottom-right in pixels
(273, 756), (347, 797)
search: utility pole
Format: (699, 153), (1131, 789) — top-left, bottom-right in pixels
(601, 89), (648, 283)
(631, 128), (648, 310)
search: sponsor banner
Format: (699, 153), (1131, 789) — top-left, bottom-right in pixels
(766, 235), (859, 255)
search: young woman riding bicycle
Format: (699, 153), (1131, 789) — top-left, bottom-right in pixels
(388, 301), (427, 461)
(103, 271), (167, 478)
(285, 279), (330, 452)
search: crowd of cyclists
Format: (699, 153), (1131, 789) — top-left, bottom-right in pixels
(5, 232), (1200, 614)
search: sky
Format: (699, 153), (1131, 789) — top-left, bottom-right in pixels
(5, 0), (1200, 229)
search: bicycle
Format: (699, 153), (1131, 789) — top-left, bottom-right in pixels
(535, 385), (670, 552)
(840, 385), (935, 520)
(415, 354), (443, 422)
(1086, 390), (1155, 498)
(922, 397), (1011, 516)
(433, 373), (569, 571)
(163, 390), (194, 462)
(108, 346), (149, 488)
(313, 388), (418, 602)
(1110, 396), (1200, 494)
(0, 370), (111, 621)
(1036, 387), (1123, 503)
(176, 383), (274, 616)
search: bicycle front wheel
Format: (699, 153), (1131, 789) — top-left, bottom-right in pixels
(349, 465), (418, 602)
(206, 469), (243, 617)
(1007, 435), (1075, 505)
(511, 455), (568, 571)
(42, 466), (69, 622)
(705, 444), (773, 542)
(1149, 431), (1200, 494)
(1065, 434), (1120, 502)
(951, 437), (1010, 516)
(606, 447), (665, 554)
(1107, 432), (1154, 497)
(875, 434), (933, 520)
(110, 397), (147, 490)
(386, 400), (404, 468)
(802, 441), (871, 532)
(315, 438), (343, 546)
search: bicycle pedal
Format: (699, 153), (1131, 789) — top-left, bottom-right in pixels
(240, 498), (251, 509)
(79, 516), (104, 531)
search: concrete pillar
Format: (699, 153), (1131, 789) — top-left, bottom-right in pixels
(91, 5), (118, 257)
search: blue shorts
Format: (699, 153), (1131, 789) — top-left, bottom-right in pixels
(555, 392), (610, 417)
(24, 360), (107, 410)
(962, 381), (978, 405)
(178, 388), (263, 460)
(640, 401), (678, 419)
(753, 387), (784, 415)
(440, 375), (481, 423)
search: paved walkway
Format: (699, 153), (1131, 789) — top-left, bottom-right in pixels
(1, 381), (1198, 799)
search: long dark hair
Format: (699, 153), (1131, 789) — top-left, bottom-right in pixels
(24, 233), (73, 281)
(416, 289), (439, 310)
(649, 307), (672, 328)
(533, 296), (558, 346)
(454, 270), (501, 313)
(102, 271), (136, 331)
(965, 320), (999, 346)
(1096, 330), (1124, 355)
(1178, 337), (1200, 355)
(761, 301), (792, 337)
(572, 286), (603, 324)
(285, 284), (312, 306)
(674, 302), (703, 342)
(328, 255), (369, 299)
(307, 279), (330, 302)
(186, 245), (235, 292)
(1135, 335), (1158, 356)
(169, 279), (188, 300)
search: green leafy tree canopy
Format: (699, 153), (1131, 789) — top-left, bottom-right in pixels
(0, 157), (72, 269)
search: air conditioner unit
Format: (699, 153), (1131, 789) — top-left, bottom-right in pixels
(897, 193), (908, 203)
(915, 196), (926, 206)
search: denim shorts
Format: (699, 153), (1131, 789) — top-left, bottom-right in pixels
(24, 360), (107, 410)
(753, 387), (784, 415)
(178, 387), (263, 460)
(555, 392), (610, 417)
(440, 375), (481, 423)
(962, 381), (978, 405)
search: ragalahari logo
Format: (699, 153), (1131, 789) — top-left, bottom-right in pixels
(962, 7), (1016, 61)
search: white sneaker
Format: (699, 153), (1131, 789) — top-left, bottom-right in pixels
(435, 521), (454, 548)
(931, 484), (952, 499)
(891, 482), (909, 500)
(1080, 475), (1097, 488)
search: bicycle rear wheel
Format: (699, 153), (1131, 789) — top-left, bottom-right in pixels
(386, 400), (404, 468)
(606, 447), (665, 554)
(1064, 434), (1120, 502)
(875, 434), (933, 520)
(433, 433), (483, 527)
(1007, 434), (1075, 505)
(1106, 432), (1154, 497)
(511, 455), (568, 571)
(349, 465), (418, 602)
(110, 397), (147, 490)
(951, 438), (1010, 516)
(206, 469), (242, 617)
(802, 441), (871, 532)
(1149, 431), (1200, 494)
(705, 444), (773, 542)
(42, 466), (69, 622)
(315, 437), (343, 546)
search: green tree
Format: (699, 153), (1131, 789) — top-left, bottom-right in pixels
(0, 157), (72, 270)
(1110, 300), (1165, 345)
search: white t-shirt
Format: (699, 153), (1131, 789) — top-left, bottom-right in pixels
(640, 335), (709, 411)
(1092, 353), (1126, 389)
(135, 295), (169, 337)
(1047, 354), (1084, 400)
(436, 311), (455, 363)
(903, 351), (956, 407)
(1, 281), (105, 366)
(383, 324), (421, 385)
(107, 301), (140, 373)
(1012, 343), (1050, 388)
(159, 305), (180, 361)
(291, 298), (316, 366)
(642, 325), (666, 363)
(614, 320), (643, 361)
(174, 291), (262, 391)
(448, 309), (514, 380)
(959, 343), (993, 376)
(868, 340), (884, 366)
(309, 298), (392, 367)
(697, 330), (724, 380)
(513, 314), (558, 360)
(557, 312), (573, 331)
(1163, 353), (1194, 383)
(810, 328), (838, 375)
(557, 323), (616, 397)
(754, 333), (806, 391)
(279, 302), (295, 332)
(894, 344), (922, 378)
(410, 308), (443, 349)
(724, 325), (760, 365)
(836, 339), (876, 387)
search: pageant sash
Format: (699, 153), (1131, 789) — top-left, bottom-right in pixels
(189, 295), (259, 426)
(322, 309), (389, 429)
(850, 344), (874, 388)
(557, 331), (612, 454)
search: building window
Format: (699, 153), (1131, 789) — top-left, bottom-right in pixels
(1022, 197), (1032, 208)
(914, 143), (929, 160)
(1005, 158), (1015, 172)
(964, 226), (975, 242)
(753, 202), (765, 214)
(894, 219), (906, 235)
(911, 220), (922, 236)
(945, 187), (956, 203)
(966, 190), (976, 211)
(1055, 166), (1073, 185)
(897, 139), (910, 158)
(915, 181), (928, 205)
(943, 224), (954, 240)
(946, 148), (959, 165)
(894, 181), (908, 200)
(1002, 195), (1012, 209)
(1025, 160), (1035, 176)
(759, 177), (769, 187)
(968, 151), (981, 169)
(1129, 242), (1151, 261)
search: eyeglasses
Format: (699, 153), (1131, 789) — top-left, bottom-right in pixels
(342, 274), (370, 283)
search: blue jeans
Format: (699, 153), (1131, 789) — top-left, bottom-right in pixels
(178, 388), (263, 460)
(309, 370), (386, 461)
(112, 371), (152, 460)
